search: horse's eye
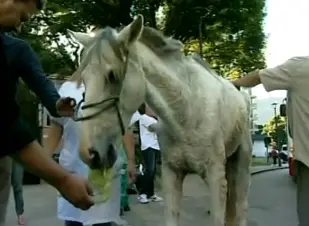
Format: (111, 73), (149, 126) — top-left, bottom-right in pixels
(107, 71), (117, 83)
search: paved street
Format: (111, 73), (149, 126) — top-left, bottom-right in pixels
(247, 169), (297, 226)
(5, 169), (296, 226)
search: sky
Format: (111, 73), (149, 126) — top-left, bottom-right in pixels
(252, 0), (309, 99)
(252, 0), (309, 123)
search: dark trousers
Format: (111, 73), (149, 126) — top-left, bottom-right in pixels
(64, 221), (112, 226)
(273, 156), (277, 165)
(140, 148), (158, 198)
(296, 161), (309, 226)
(11, 160), (24, 215)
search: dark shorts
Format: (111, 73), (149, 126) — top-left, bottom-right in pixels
(1, 118), (35, 157)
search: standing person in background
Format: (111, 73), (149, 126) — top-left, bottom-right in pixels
(137, 106), (163, 204)
(271, 143), (279, 166)
(120, 104), (144, 214)
(11, 160), (25, 225)
(46, 79), (126, 226)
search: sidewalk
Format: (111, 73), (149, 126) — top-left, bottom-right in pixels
(5, 165), (287, 226)
(251, 164), (288, 174)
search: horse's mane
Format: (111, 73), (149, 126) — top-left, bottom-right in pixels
(72, 25), (221, 88)
(138, 27), (183, 57)
(86, 26), (183, 60)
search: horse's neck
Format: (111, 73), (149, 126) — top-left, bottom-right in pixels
(136, 48), (191, 134)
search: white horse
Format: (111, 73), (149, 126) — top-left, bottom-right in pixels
(69, 15), (252, 226)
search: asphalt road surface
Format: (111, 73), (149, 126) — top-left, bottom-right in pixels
(5, 169), (297, 226)
(247, 169), (297, 226)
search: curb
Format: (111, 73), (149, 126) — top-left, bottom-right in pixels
(251, 166), (289, 175)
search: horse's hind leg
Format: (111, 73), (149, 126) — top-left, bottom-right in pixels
(225, 152), (238, 226)
(226, 135), (252, 226)
(162, 164), (185, 226)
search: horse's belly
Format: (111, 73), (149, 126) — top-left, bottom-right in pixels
(162, 143), (207, 175)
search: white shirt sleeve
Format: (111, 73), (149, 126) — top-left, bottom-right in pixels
(49, 82), (70, 126)
(129, 111), (141, 126)
(259, 57), (303, 92)
(139, 115), (157, 128)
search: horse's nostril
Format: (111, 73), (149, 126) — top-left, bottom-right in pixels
(107, 144), (117, 168)
(88, 147), (101, 169)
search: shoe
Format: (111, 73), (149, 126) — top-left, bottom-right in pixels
(149, 194), (163, 202)
(17, 215), (25, 225)
(138, 194), (149, 204)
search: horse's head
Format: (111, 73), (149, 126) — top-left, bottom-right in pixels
(68, 15), (147, 169)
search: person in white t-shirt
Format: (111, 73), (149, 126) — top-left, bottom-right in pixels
(136, 106), (163, 204)
(46, 80), (125, 226)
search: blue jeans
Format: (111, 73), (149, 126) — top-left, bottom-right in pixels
(140, 148), (158, 198)
(11, 160), (24, 215)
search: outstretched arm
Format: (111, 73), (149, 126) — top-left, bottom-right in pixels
(232, 57), (301, 92)
(45, 120), (63, 156)
(232, 71), (261, 88)
(18, 42), (60, 117)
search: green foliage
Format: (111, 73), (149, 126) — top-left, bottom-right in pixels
(252, 157), (269, 166)
(263, 116), (287, 148)
(166, 0), (266, 76)
(18, 0), (266, 78)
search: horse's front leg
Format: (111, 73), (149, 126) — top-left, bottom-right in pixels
(207, 146), (227, 226)
(162, 164), (185, 226)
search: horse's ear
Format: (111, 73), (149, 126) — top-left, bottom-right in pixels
(67, 30), (93, 47)
(118, 14), (144, 48)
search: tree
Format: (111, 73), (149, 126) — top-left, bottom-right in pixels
(19, 0), (266, 77)
(164, 0), (266, 76)
(263, 116), (287, 148)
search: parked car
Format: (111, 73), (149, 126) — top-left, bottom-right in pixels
(280, 145), (288, 163)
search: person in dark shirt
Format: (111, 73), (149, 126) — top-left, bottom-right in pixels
(0, 0), (94, 224)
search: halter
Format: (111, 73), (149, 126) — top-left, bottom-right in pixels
(73, 49), (130, 136)
(73, 94), (125, 135)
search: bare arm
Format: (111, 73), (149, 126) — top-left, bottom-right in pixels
(45, 120), (63, 156)
(123, 131), (135, 163)
(232, 57), (302, 91)
(11, 141), (70, 188)
(232, 71), (261, 88)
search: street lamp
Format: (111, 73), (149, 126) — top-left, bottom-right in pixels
(271, 102), (282, 167)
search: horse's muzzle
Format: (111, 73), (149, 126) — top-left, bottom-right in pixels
(88, 145), (117, 170)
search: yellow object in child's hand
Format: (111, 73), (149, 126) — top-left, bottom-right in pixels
(88, 168), (115, 203)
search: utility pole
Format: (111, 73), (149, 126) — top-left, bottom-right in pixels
(272, 102), (281, 167)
